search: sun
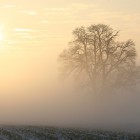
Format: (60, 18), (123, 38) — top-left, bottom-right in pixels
(0, 33), (4, 41)
(0, 25), (4, 42)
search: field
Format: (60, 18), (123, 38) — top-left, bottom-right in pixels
(0, 126), (139, 140)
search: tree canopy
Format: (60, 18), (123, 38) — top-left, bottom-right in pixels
(59, 24), (140, 91)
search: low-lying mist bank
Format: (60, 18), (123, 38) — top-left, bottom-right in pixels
(0, 82), (140, 132)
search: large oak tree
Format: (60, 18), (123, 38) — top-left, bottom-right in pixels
(59, 24), (140, 91)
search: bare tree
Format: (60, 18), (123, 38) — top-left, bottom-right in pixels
(59, 24), (139, 91)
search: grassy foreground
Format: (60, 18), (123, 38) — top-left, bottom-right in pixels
(0, 126), (139, 140)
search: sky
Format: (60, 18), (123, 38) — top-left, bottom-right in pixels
(0, 0), (140, 128)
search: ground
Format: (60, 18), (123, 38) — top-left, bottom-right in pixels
(0, 126), (139, 140)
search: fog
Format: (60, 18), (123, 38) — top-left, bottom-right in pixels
(0, 0), (140, 133)
(0, 76), (140, 132)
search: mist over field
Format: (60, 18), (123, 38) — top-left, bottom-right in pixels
(0, 0), (140, 136)
(0, 80), (140, 132)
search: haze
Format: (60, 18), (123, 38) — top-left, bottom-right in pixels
(0, 0), (140, 131)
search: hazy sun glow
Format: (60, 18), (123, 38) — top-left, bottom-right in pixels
(0, 33), (3, 41)
(0, 27), (4, 41)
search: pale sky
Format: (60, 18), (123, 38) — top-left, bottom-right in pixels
(0, 0), (140, 126)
